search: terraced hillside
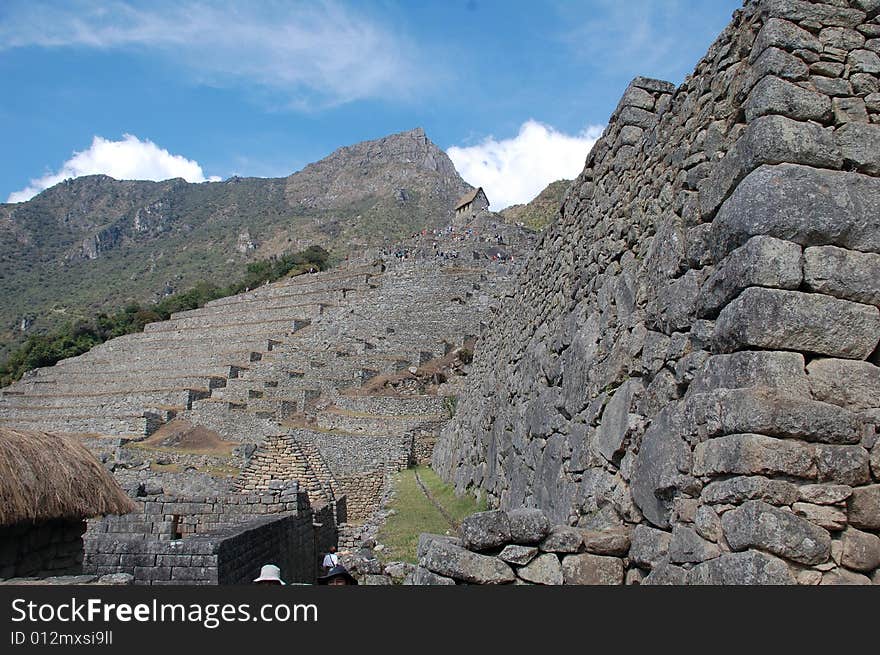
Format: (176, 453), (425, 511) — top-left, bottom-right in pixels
(0, 211), (536, 533)
(0, 128), (471, 361)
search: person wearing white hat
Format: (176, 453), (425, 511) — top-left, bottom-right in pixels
(253, 563), (286, 585)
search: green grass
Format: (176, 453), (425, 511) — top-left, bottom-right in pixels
(377, 466), (486, 564)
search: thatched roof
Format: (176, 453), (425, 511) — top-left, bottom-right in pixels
(454, 187), (486, 210)
(0, 428), (136, 526)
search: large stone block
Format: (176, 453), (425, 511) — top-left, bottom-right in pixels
(840, 527), (880, 572)
(701, 475), (799, 506)
(595, 379), (642, 463)
(507, 508), (550, 545)
(744, 76), (832, 123)
(847, 485), (880, 529)
(687, 550), (795, 585)
(835, 122), (880, 175)
(421, 540), (515, 585)
(698, 236), (803, 316)
(561, 553), (624, 585)
(693, 433), (816, 479)
(699, 115), (841, 217)
(806, 358), (880, 410)
(668, 525), (721, 564)
(759, 0), (866, 28)
(517, 553), (563, 585)
(803, 245), (880, 307)
(458, 510), (511, 551)
(711, 164), (880, 257)
(631, 406), (692, 528)
(816, 445), (871, 486)
(580, 526), (631, 556)
(410, 566), (455, 586)
(629, 524), (671, 568)
(714, 287), (880, 360)
(751, 19), (821, 59)
(688, 350), (809, 397)
(721, 500), (832, 565)
(695, 387), (862, 444)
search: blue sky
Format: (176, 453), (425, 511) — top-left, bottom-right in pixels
(0, 0), (742, 209)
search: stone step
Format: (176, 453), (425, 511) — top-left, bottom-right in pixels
(0, 415), (156, 436)
(333, 393), (448, 416)
(315, 408), (443, 435)
(0, 388), (209, 411)
(10, 375), (227, 395)
(147, 304), (326, 332)
(65, 347), (268, 370)
(170, 286), (362, 319)
(104, 317), (306, 343)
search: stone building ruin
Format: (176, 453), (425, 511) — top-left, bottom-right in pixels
(454, 187), (490, 220)
(433, 0), (880, 585)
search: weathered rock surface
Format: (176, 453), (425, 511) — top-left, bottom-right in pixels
(459, 510), (511, 551)
(721, 500), (832, 565)
(561, 553), (624, 585)
(421, 540), (515, 584)
(714, 287), (880, 359)
(517, 553), (564, 585)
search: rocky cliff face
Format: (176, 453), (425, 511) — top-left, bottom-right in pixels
(0, 128), (470, 359)
(435, 0), (880, 585)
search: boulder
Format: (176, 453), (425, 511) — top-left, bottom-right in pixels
(459, 510), (511, 551)
(721, 500), (832, 565)
(417, 533), (460, 560)
(688, 550), (795, 585)
(701, 475), (799, 506)
(631, 406), (692, 528)
(839, 527), (880, 572)
(835, 122), (880, 175)
(744, 76), (831, 123)
(797, 484), (853, 505)
(693, 434), (816, 479)
(421, 540), (515, 585)
(581, 526), (631, 556)
(498, 545), (539, 566)
(539, 526), (583, 553)
(507, 508), (551, 545)
(629, 524), (671, 568)
(847, 485), (880, 530)
(561, 553), (624, 585)
(791, 502), (847, 531)
(517, 553), (563, 585)
(410, 566), (456, 586)
(815, 445), (871, 486)
(668, 525), (721, 564)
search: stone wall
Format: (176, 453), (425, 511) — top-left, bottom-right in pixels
(436, 0), (880, 585)
(83, 485), (340, 584)
(0, 520), (87, 580)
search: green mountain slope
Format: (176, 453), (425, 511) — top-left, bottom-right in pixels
(0, 128), (471, 360)
(499, 179), (571, 231)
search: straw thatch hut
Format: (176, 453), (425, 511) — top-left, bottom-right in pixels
(0, 427), (135, 579)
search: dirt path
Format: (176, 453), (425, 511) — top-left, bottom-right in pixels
(413, 469), (460, 531)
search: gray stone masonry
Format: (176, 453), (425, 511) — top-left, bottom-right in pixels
(435, 0), (880, 585)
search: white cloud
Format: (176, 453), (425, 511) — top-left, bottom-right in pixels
(447, 121), (604, 211)
(7, 134), (219, 203)
(0, 1), (424, 109)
